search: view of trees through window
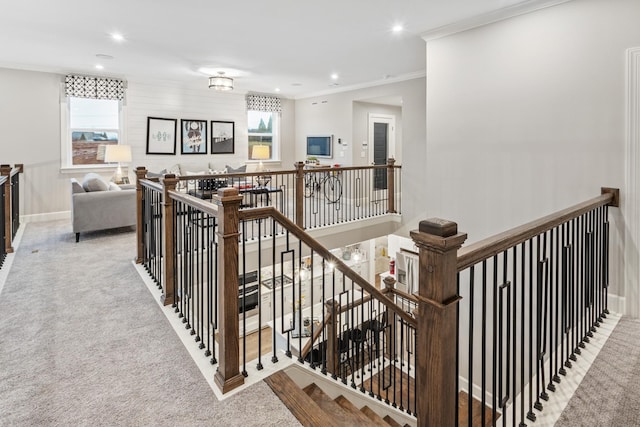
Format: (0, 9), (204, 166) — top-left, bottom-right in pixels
(248, 110), (277, 160)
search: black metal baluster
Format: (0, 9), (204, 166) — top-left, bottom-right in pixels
(468, 266), (475, 427)
(481, 259), (488, 427)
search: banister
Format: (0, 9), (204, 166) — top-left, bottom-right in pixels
(299, 311), (332, 361)
(139, 179), (163, 192)
(168, 189), (219, 217)
(240, 206), (417, 328)
(457, 189), (618, 272)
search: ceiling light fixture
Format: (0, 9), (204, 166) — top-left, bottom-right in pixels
(95, 64), (104, 70)
(208, 71), (234, 91)
(392, 24), (404, 33)
(331, 73), (339, 80)
(111, 33), (125, 42)
(274, 88), (281, 92)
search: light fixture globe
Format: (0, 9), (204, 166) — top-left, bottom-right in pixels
(209, 72), (234, 91)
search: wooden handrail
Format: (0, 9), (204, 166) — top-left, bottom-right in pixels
(387, 287), (419, 305)
(168, 189), (219, 217)
(457, 189), (619, 272)
(240, 206), (417, 328)
(139, 179), (163, 192)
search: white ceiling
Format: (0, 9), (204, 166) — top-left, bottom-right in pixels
(1, 0), (538, 98)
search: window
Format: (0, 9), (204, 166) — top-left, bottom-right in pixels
(67, 97), (120, 166)
(248, 110), (279, 161)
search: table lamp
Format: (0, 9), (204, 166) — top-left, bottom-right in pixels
(104, 144), (132, 184)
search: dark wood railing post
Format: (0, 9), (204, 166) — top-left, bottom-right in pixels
(161, 174), (178, 306)
(410, 218), (467, 427)
(294, 161), (305, 229)
(213, 187), (245, 393)
(325, 299), (340, 377)
(386, 158), (396, 214)
(135, 167), (147, 264)
(0, 165), (13, 254)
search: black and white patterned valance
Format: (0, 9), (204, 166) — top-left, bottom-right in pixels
(246, 95), (282, 113)
(65, 75), (126, 101)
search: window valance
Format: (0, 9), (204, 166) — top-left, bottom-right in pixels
(65, 74), (126, 101)
(246, 95), (282, 113)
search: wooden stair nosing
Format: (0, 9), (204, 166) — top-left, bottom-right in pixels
(360, 405), (391, 427)
(333, 394), (383, 426)
(383, 415), (403, 427)
(303, 383), (370, 427)
(264, 371), (341, 427)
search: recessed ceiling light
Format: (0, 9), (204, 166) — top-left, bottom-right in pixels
(392, 24), (403, 33)
(331, 73), (339, 80)
(111, 33), (125, 42)
(274, 88), (281, 92)
(95, 64), (104, 70)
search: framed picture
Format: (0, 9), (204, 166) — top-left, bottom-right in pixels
(146, 117), (177, 155)
(210, 121), (235, 154)
(180, 119), (207, 154)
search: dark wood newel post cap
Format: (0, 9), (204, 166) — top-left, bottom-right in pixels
(217, 186), (240, 197)
(419, 218), (458, 237)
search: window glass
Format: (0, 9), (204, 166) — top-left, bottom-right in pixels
(68, 97), (120, 166)
(248, 110), (279, 160)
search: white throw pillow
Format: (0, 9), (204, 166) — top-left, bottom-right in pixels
(108, 182), (122, 191)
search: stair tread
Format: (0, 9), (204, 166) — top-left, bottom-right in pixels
(334, 395), (381, 426)
(303, 384), (366, 426)
(264, 371), (341, 427)
(360, 405), (390, 427)
(383, 415), (403, 427)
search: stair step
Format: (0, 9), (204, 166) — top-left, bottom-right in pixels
(360, 405), (390, 426)
(303, 383), (370, 426)
(334, 395), (380, 426)
(383, 415), (403, 427)
(264, 371), (341, 427)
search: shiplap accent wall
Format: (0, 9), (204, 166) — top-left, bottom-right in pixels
(125, 80), (248, 174)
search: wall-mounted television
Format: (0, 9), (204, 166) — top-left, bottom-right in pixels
(306, 135), (333, 159)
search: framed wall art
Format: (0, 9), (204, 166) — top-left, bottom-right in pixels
(210, 120), (234, 154)
(146, 117), (177, 155)
(180, 119), (207, 154)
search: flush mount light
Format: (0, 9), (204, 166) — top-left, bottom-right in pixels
(392, 24), (404, 33)
(95, 64), (104, 70)
(274, 88), (281, 92)
(331, 73), (339, 80)
(111, 32), (125, 42)
(208, 71), (234, 91)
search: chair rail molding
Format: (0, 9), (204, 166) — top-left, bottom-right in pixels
(625, 46), (640, 317)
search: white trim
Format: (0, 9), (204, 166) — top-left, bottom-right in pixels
(0, 224), (25, 298)
(22, 211), (70, 223)
(421, 0), (574, 42)
(625, 47), (640, 318)
(295, 71), (426, 100)
(368, 113), (396, 165)
(607, 294), (627, 316)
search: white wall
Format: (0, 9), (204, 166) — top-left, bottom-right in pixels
(0, 69), (296, 218)
(295, 77), (426, 229)
(0, 68), (66, 219)
(425, 0), (639, 310)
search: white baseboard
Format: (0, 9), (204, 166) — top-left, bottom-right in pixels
(607, 294), (626, 315)
(22, 211), (70, 223)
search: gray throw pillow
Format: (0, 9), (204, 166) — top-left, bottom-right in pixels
(82, 173), (109, 192)
(226, 164), (246, 174)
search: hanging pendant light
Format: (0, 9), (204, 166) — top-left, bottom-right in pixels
(209, 71), (234, 91)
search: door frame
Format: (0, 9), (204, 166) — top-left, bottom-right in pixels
(368, 113), (396, 165)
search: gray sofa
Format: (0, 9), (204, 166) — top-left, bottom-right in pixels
(71, 175), (136, 242)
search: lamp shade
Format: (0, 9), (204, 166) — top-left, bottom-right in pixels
(104, 144), (132, 163)
(251, 145), (270, 160)
(209, 72), (234, 91)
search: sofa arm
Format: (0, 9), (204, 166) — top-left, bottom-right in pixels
(71, 189), (137, 234)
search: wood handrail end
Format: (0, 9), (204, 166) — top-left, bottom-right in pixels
(601, 187), (620, 207)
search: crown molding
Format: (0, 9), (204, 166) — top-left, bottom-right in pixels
(294, 70), (426, 100)
(421, 0), (575, 42)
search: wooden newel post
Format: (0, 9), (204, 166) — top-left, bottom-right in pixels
(386, 158), (396, 214)
(135, 167), (147, 264)
(294, 161), (305, 229)
(0, 165), (13, 254)
(325, 299), (340, 377)
(161, 174), (178, 306)
(410, 218), (467, 427)
(213, 187), (245, 394)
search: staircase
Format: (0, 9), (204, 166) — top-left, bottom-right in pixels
(265, 368), (413, 427)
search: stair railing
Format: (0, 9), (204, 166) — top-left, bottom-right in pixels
(0, 164), (24, 258)
(412, 188), (619, 427)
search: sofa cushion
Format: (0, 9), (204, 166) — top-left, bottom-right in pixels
(82, 173), (109, 192)
(108, 182), (122, 191)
